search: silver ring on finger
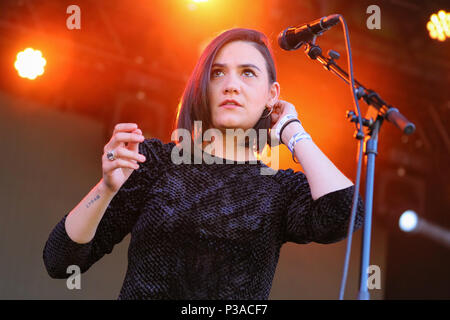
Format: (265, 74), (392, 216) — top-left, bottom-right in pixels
(106, 150), (116, 161)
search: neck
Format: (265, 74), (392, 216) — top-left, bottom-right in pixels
(200, 129), (258, 162)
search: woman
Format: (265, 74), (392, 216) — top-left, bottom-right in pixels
(43, 28), (364, 299)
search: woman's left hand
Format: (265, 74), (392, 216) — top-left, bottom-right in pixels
(269, 100), (300, 145)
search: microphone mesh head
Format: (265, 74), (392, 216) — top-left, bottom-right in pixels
(278, 28), (304, 51)
(277, 29), (291, 51)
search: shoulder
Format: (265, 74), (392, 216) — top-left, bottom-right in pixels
(139, 137), (175, 152)
(138, 137), (176, 164)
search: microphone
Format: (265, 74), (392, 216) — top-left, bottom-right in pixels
(278, 14), (340, 51)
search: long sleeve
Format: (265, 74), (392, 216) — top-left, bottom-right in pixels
(43, 138), (169, 279)
(277, 169), (365, 245)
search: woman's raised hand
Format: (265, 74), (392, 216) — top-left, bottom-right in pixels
(101, 123), (147, 193)
(269, 100), (300, 145)
(269, 100), (298, 129)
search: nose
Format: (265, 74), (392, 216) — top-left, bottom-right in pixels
(222, 73), (240, 95)
(224, 86), (239, 94)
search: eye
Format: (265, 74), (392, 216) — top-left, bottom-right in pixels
(242, 69), (256, 77)
(211, 69), (224, 78)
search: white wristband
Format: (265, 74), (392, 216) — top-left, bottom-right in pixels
(288, 131), (312, 153)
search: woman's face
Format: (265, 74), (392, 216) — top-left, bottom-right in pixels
(207, 40), (280, 132)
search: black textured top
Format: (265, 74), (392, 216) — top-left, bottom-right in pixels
(43, 138), (364, 299)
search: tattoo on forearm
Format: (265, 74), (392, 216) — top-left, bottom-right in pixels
(86, 194), (101, 208)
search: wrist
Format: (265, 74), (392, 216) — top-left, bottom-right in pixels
(98, 179), (117, 197)
(281, 121), (306, 145)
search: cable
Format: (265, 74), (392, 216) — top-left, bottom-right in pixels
(334, 15), (366, 300)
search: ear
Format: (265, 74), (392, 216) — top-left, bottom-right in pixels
(268, 81), (280, 106)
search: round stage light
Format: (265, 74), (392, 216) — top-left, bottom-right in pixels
(399, 210), (419, 232)
(14, 48), (46, 80)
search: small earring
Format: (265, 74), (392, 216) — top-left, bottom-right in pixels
(261, 105), (273, 119)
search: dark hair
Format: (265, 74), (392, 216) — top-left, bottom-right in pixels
(173, 28), (277, 155)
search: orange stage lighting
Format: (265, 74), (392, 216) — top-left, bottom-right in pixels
(427, 10), (450, 41)
(14, 48), (46, 80)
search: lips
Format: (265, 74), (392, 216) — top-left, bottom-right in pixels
(219, 99), (242, 107)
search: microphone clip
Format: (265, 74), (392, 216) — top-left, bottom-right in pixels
(304, 42), (322, 60)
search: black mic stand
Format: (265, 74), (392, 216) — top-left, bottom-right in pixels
(303, 39), (416, 300)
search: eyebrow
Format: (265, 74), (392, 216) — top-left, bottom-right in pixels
(212, 63), (261, 72)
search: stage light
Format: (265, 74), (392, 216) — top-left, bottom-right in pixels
(14, 48), (46, 80)
(187, 0), (209, 11)
(399, 210), (418, 232)
(427, 10), (450, 41)
(398, 210), (450, 248)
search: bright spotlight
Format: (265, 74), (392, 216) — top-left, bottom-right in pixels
(14, 48), (47, 80)
(398, 210), (450, 248)
(187, 0), (209, 10)
(399, 210), (418, 232)
(427, 10), (450, 41)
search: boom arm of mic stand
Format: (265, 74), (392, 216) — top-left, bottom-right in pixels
(306, 44), (416, 135)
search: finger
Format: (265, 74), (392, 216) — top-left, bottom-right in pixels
(113, 146), (146, 162)
(271, 107), (282, 120)
(127, 128), (144, 150)
(270, 113), (280, 126)
(112, 123), (138, 136)
(274, 101), (283, 110)
(104, 158), (140, 172)
(109, 132), (144, 150)
(273, 103), (283, 116)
